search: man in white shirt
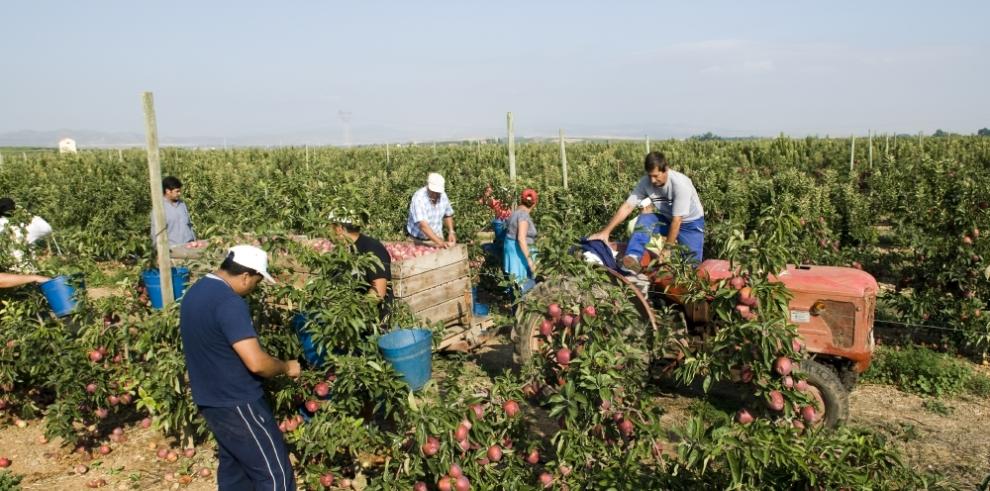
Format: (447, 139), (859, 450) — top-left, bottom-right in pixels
(588, 152), (706, 270)
(405, 172), (456, 249)
(0, 198), (53, 245)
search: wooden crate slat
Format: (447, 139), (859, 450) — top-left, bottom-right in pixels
(391, 244), (468, 279)
(410, 289), (472, 325)
(393, 261), (469, 297)
(399, 277), (470, 314)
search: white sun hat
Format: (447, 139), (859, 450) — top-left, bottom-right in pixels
(427, 172), (445, 193)
(228, 245), (275, 283)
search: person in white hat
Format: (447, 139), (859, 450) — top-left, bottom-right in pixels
(179, 245), (299, 490)
(327, 209), (393, 320)
(405, 172), (456, 249)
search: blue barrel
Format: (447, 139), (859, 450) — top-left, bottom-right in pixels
(40, 275), (82, 317)
(142, 267), (191, 309)
(492, 218), (508, 244)
(377, 329), (432, 391)
(472, 287), (489, 316)
(291, 313), (327, 368)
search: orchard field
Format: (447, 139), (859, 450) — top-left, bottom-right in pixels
(1, 135), (989, 489)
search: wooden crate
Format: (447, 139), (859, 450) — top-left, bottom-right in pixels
(391, 243), (472, 326)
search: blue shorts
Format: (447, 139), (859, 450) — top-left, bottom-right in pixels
(199, 398), (296, 491)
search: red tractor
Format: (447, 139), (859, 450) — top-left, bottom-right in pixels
(513, 251), (878, 428)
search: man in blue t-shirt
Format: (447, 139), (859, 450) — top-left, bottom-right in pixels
(180, 245), (300, 491)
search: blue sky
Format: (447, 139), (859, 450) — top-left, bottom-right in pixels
(2, 1), (988, 144)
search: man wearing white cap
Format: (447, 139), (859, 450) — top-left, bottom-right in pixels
(180, 245), (299, 490)
(406, 172), (456, 249)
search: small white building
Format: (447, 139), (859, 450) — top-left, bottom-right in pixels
(58, 138), (77, 154)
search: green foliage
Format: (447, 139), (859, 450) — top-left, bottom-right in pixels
(673, 418), (944, 490)
(0, 471), (23, 491)
(965, 371), (990, 397)
(864, 346), (973, 397)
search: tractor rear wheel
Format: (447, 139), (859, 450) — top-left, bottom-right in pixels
(512, 273), (656, 367)
(797, 359), (849, 428)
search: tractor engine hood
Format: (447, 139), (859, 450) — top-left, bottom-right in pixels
(698, 260), (878, 298)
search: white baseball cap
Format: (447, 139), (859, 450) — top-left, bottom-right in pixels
(427, 172), (445, 193)
(228, 245), (275, 283)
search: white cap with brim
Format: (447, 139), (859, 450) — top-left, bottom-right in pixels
(228, 244), (275, 283)
(427, 172), (445, 194)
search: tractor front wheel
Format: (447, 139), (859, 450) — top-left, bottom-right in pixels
(797, 359), (849, 428)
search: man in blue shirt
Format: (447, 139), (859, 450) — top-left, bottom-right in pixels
(151, 176), (197, 249)
(180, 245), (300, 491)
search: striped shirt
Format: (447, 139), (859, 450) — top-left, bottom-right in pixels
(406, 187), (454, 239)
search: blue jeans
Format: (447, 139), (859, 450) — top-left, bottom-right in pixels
(199, 399), (296, 491)
(625, 214), (705, 265)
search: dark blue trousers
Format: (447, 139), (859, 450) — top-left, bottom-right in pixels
(199, 398), (296, 491)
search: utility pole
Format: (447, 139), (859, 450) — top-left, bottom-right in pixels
(507, 112), (516, 182)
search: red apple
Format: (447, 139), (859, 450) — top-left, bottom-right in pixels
(525, 449), (540, 465)
(487, 445), (503, 462)
(320, 473), (334, 487)
(582, 305), (597, 318)
(503, 400), (520, 418)
(774, 357), (792, 376)
(314, 382), (330, 398)
(539, 319), (554, 338)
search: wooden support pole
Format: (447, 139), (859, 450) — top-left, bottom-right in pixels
(142, 92), (174, 307)
(885, 134), (890, 156)
(918, 131), (924, 154)
(118, 149), (123, 162)
(645, 135), (651, 154)
(868, 130), (873, 168)
(507, 112), (516, 182)
(849, 135), (856, 172)
(559, 128), (568, 190)
(385, 143), (390, 165)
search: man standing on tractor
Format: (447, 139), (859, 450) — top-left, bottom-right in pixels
(588, 151), (705, 271)
(406, 172), (456, 249)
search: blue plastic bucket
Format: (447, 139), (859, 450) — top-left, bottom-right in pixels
(377, 329), (432, 391)
(142, 267), (191, 309)
(472, 287), (489, 316)
(291, 313), (327, 368)
(40, 275), (82, 317)
(492, 218), (508, 244)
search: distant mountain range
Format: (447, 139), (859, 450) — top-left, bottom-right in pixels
(0, 123), (759, 149)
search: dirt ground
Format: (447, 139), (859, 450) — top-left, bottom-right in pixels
(2, 338), (989, 490)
